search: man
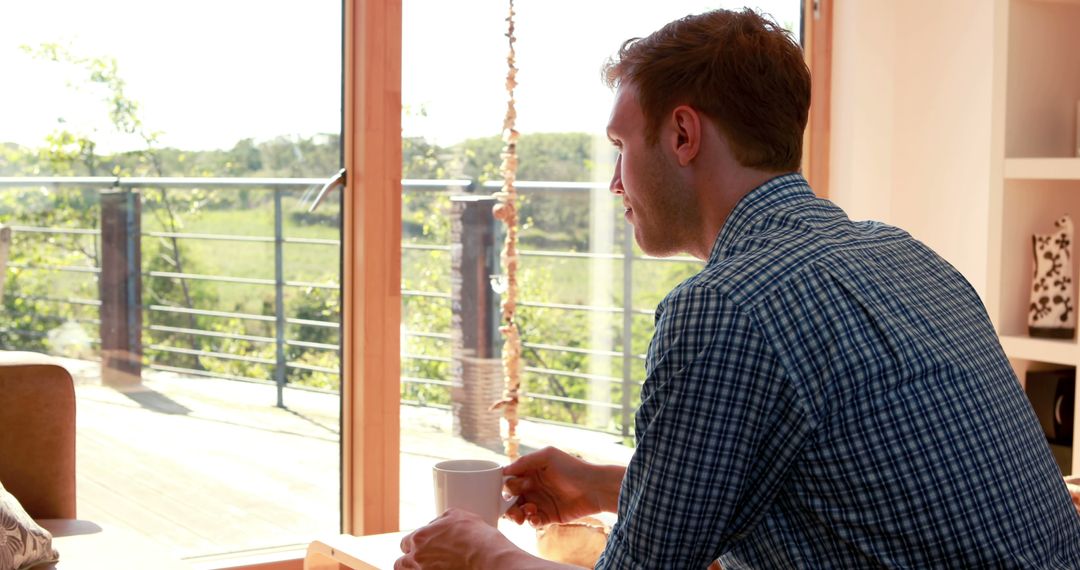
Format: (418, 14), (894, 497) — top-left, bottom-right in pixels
(397, 9), (1080, 569)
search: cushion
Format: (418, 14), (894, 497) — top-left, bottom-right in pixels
(0, 480), (58, 570)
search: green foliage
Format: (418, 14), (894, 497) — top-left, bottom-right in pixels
(287, 287), (342, 390)
(446, 132), (599, 183)
(400, 190), (452, 405)
(403, 137), (450, 180)
(0, 194), (99, 354)
(515, 263), (596, 426)
(2, 45), (710, 437)
(0, 135), (343, 181)
(2, 44), (344, 393)
(19, 43), (161, 176)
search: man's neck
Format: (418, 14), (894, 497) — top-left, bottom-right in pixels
(689, 167), (784, 260)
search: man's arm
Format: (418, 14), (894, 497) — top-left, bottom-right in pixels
(397, 509), (583, 569)
(397, 448), (628, 569)
(596, 285), (813, 568)
(591, 464), (626, 514)
(504, 447), (626, 526)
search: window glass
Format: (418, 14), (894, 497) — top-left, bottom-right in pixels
(0, 0), (343, 560)
(400, 0), (802, 528)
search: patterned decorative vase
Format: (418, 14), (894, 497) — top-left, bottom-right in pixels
(1029, 214), (1076, 339)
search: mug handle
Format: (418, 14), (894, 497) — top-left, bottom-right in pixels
(500, 475), (519, 515)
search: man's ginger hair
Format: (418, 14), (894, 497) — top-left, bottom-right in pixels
(603, 9), (810, 172)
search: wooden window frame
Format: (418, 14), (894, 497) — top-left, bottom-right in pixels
(341, 0), (403, 535)
(339, 0), (833, 534)
(803, 0), (833, 198)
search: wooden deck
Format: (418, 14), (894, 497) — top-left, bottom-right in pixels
(61, 358), (632, 564)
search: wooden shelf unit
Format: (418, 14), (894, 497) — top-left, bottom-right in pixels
(999, 335), (1078, 367)
(989, 0), (1080, 475)
(1004, 158), (1080, 180)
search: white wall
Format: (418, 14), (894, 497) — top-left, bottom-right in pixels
(829, 0), (995, 297)
(829, 0), (896, 224)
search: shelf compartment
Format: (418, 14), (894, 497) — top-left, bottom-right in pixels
(1022, 0), (1080, 6)
(1000, 334), (1078, 365)
(1004, 158), (1080, 180)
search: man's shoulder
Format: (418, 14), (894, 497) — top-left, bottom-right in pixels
(704, 211), (914, 307)
(654, 272), (728, 322)
(654, 234), (806, 319)
(658, 196), (924, 319)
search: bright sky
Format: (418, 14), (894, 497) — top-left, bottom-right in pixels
(0, 1), (801, 153)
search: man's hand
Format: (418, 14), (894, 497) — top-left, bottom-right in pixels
(396, 508), (519, 569)
(503, 446), (626, 527)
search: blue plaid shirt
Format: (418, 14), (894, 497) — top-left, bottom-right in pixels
(596, 174), (1080, 569)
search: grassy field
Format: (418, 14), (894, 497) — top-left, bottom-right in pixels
(7, 186), (702, 425)
(141, 193), (340, 317)
(143, 189), (701, 309)
(135, 192), (704, 349)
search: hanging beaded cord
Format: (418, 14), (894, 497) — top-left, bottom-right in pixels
(490, 0), (521, 461)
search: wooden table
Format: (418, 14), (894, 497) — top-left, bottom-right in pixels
(34, 520), (191, 569)
(304, 520), (540, 570)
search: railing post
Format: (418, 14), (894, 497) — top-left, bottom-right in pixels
(274, 188), (286, 408)
(621, 221), (634, 439)
(99, 187), (142, 388)
(449, 194), (503, 450)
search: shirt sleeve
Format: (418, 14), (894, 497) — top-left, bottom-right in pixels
(595, 284), (813, 569)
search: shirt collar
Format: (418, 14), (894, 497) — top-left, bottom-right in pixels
(706, 172), (814, 265)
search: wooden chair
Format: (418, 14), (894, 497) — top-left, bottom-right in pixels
(0, 350), (78, 520)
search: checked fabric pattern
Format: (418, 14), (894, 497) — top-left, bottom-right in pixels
(596, 174), (1080, 569)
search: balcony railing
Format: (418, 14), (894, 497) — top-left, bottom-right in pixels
(0, 176), (702, 438)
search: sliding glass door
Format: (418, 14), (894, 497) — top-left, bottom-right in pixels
(0, 0), (344, 560)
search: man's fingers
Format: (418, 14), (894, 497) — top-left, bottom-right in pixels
(504, 504), (525, 524)
(504, 502), (542, 526)
(399, 530), (416, 554)
(517, 503), (544, 527)
(503, 446), (558, 476)
(504, 476), (527, 494)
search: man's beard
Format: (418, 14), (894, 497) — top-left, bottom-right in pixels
(633, 146), (698, 258)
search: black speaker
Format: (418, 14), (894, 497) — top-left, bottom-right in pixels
(1025, 368), (1075, 446)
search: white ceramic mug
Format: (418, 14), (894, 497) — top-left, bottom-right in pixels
(433, 459), (517, 526)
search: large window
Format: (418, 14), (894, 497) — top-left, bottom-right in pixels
(0, 1), (344, 561)
(398, 0), (803, 528)
(0, 0), (812, 552)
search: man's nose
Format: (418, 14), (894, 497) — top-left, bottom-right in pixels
(609, 154), (624, 195)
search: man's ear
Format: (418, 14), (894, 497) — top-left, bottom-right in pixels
(670, 105), (701, 167)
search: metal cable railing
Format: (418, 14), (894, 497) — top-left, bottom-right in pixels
(0, 176), (701, 435)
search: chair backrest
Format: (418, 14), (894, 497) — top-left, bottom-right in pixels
(0, 351), (77, 519)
